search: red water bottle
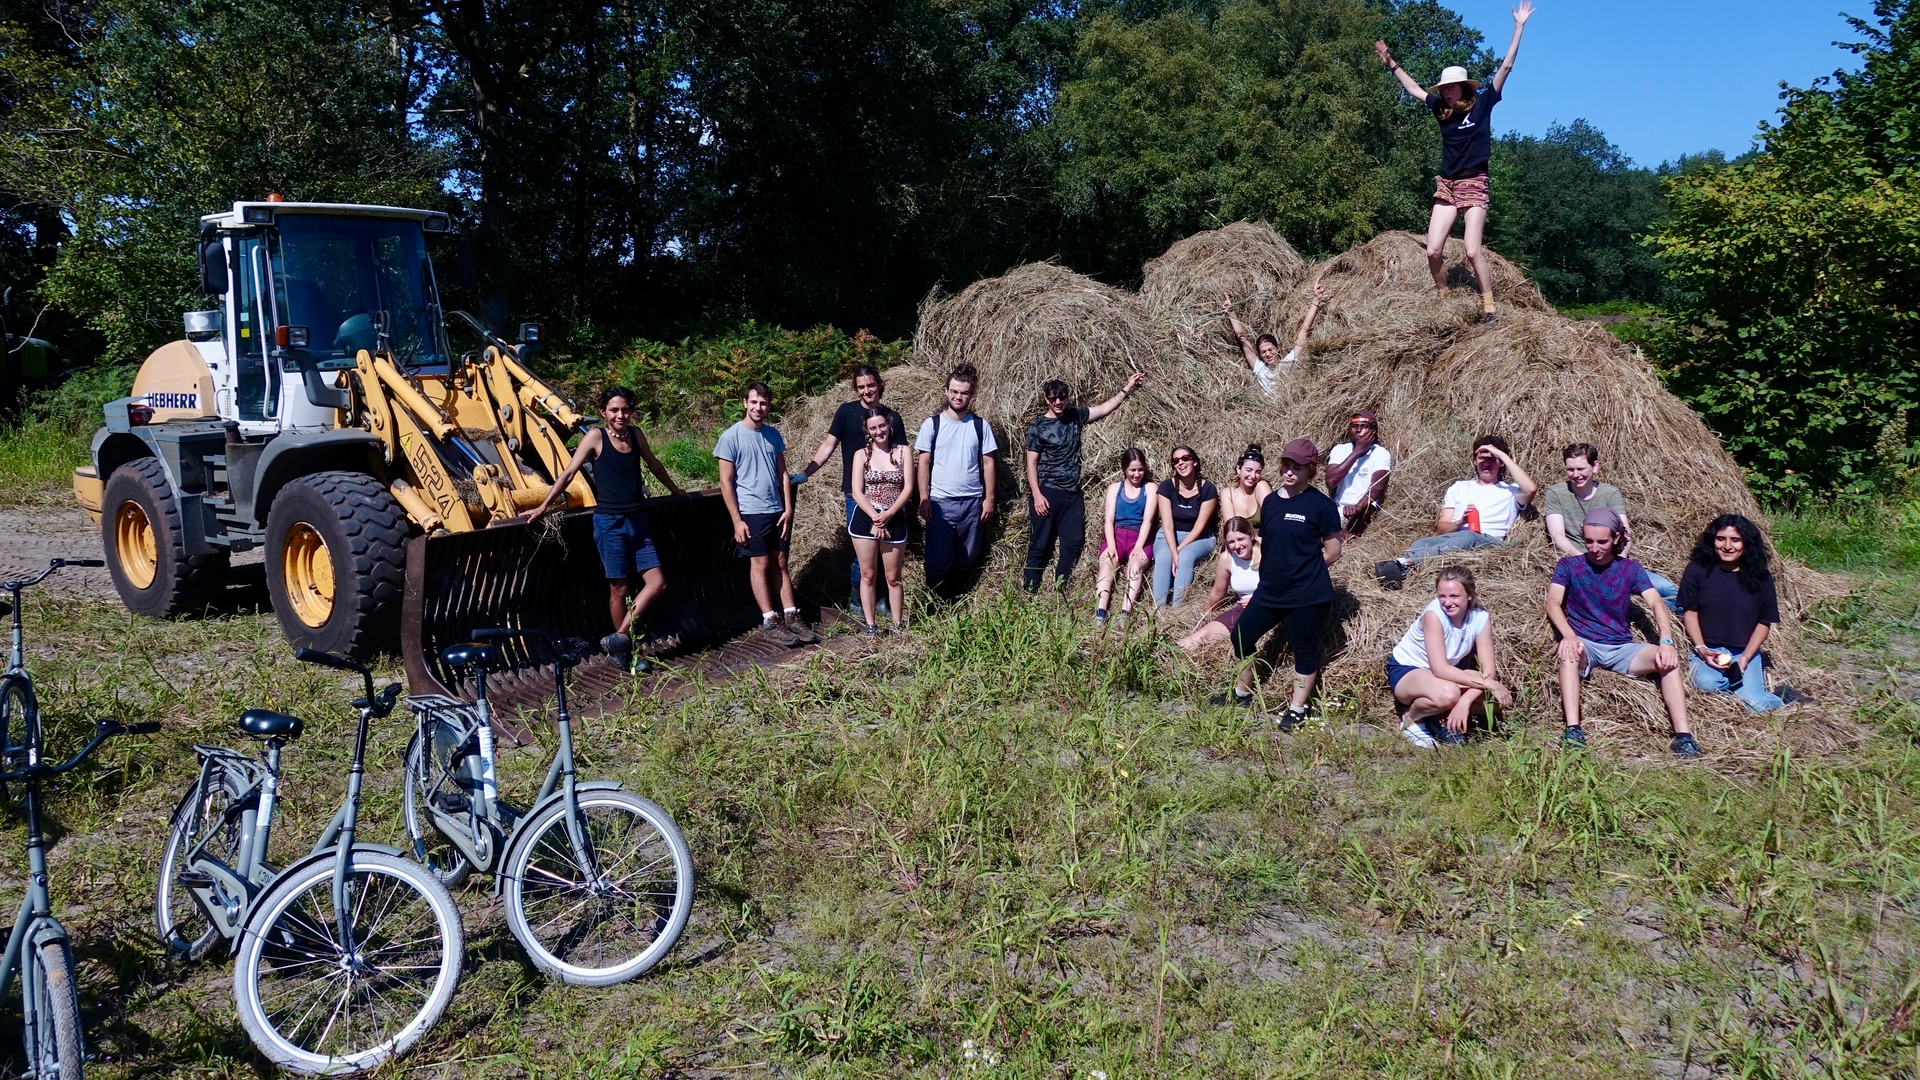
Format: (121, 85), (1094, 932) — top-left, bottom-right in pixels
(1464, 505), (1482, 534)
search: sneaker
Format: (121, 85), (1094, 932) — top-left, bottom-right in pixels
(1779, 685), (1811, 705)
(1402, 722), (1439, 750)
(1670, 733), (1702, 759)
(1561, 725), (1587, 748)
(784, 612), (819, 644)
(1434, 724), (1468, 747)
(1374, 560), (1408, 590)
(1208, 690), (1254, 708)
(1276, 705), (1309, 734)
(861, 623), (879, 637)
(762, 618), (802, 648)
(1095, 608), (1109, 626)
(601, 632), (632, 670)
(891, 621), (908, 635)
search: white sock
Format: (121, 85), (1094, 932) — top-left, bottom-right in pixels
(762, 611), (778, 624)
(783, 606), (800, 616)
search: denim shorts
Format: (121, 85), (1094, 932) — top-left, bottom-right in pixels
(1579, 638), (1649, 679)
(592, 511), (661, 579)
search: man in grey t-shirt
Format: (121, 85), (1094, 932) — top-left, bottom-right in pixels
(715, 382), (814, 645)
(914, 363), (998, 597)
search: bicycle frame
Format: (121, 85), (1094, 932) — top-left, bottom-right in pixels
(0, 758), (73, 1069)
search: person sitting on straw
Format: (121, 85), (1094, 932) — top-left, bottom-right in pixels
(1389, 566), (1512, 749)
(1022, 372), (1145, 593)
(1323, 409), (1391, 539)
(1178, 517), (1259, 653)
(1209, 439), (1343, 733)
(1540, 441), (1679, 612)
(1680, 514), (1808, 713)
(1094, 448), (1155, 625)
(1149, 444), (1219, 607)
(1374, 1), (1534, 322)
(1375, 435), (1537, 588)
(1545, 506), (1700, 758)
(1221, 444), (1273, 531)
(1222, 278), (1325, 401)
(848, 405), (915, 637)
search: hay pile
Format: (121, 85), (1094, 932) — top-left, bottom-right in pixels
(775, 223), (1858, 769)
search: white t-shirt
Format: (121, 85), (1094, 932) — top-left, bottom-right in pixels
(1391, 598), (1491, 670)
(1223, 550), (1260, 599)
(1250, 348), (1299, 401)
(1325, 441), (1392, 509)
(913, 411), (998, 499)
(1440, 479), (1525, 541)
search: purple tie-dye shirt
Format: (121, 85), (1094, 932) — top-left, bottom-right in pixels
(1550, 554), (1653, 645)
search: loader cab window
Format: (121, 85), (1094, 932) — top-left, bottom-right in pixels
(229, 234), (280, 421)
(274, 215), (449, 372)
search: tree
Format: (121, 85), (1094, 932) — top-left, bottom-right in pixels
(1647, 0), (1920, 496)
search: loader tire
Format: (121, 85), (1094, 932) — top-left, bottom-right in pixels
(102, 456), (228, 618)
(265, 471), (407, 658)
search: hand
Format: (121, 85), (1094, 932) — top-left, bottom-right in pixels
(919, 500), (932, 524)
(1220, 292), (1235, 314)
(1373, 40), (1393, 65)
(1700, 647), (1732, 671)
(1032, 491), (1051, 517)
(1445, 703), (1470, 734)
(1123, 371), (1145, 393)
(1654, 644), (1679, 674)
(980, 497), (995, 522)
(1487, 680), (1514, 708)
(519, 505), (546, 525)
(1735, 652), (1752, 673)
(1556, 637), (1584, 666)
(1342, 503), (1358, 519)
(667, 483), (687, 498)
(874, 521), (889, 542)
(1480, 443), (1516, 468)
(732, 517), (750, 545)
(1311, 283), (1327, 306)
(778, 509), (793, 539)
(1512, 0), (1533, 26)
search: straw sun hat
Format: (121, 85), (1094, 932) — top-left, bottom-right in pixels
(1427, 65), (1481, 95)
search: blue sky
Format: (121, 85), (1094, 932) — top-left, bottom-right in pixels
(1441, 1), (1868, 167)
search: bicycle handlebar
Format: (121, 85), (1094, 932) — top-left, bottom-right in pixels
(0, 719), (162, 784)
(351, 683), (404, 720)
(2, 558), (104, 593)
(294, 647), (380, 710)
(471, 627), (591, 668)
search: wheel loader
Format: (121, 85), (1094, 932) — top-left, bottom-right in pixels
(73, 201), (765, 703)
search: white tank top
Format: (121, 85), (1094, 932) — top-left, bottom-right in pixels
(1390, 598), (1489, 670)
(1225, 551), (1260, 599)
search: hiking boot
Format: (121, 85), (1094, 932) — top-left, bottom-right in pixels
(784, 612), (819, 644)
(1209, 690), (1254, 709)
(601, 632), (632, 670)
(891, 621), (908, 636)
(1402, 721), (1439, 750)
(761, 618), (802, 647)
(1560, 725), (1587, 748)
(1276, 705), (1309, 734)
(1670, 733), (1702, 759)
(1375, 560), (1408, 590)
(1779, 684), (1811, 705)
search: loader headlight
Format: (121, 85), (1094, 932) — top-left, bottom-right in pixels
(518, 322), (543, 345)
(423, 214), (451, 233)
(242, 205), (274, 224)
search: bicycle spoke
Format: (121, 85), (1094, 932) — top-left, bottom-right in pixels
(511, 797), (686, 976)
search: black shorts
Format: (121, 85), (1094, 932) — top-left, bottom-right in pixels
(737, 511), (790, 558)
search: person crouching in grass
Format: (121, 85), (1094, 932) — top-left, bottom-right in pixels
(1545, 506), (1699, 758)
(1388, 566), (1512, 748)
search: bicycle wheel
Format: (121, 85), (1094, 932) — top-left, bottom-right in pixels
(503, 790), (692, 987)
(156, 767), (247, 960)
(0, 674), (34, 791)
(27, 939), (84, 1079)
(234, 851), (462, 1075)
(400, 725), (474, 888)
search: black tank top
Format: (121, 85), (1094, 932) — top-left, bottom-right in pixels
(593, 428), (647, 514)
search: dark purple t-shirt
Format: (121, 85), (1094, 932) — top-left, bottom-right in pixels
(1551, 554), (1653, 646)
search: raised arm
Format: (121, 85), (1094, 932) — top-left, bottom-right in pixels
(1293, 280), (1326, 353)
(636, 430), (688, 497)
(1374, 39), (1431, 98)
(1222, 294), (1262, 370)
(1490, 1), (1533, 94)
(1483, 444), (1539, 506)
(1087, 372), (1145, 422)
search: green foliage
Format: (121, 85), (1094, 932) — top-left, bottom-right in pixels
(0, 0), (441, 364)
(1486, 120), (1671, 306)
(0, 363), (135, 504)
(553, 321), (909, 427)
(1647, 0), (1920, 497)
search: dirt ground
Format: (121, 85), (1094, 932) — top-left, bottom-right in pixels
(0, 506), (265, 600)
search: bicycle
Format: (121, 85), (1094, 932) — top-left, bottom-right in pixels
(153, 647), (464, 1075)
(401, 627), (692, 986)
(0, 557), (151, 1080)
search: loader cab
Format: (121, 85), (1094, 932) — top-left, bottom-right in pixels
(199, 202), (454, 435)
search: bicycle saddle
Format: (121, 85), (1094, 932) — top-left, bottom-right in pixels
(238, 709), (305, 741)
(440, 643), (502, 670)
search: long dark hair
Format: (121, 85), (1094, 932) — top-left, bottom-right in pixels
(861, 403), (898, 449)
(1689, 514), (1774, 594)
(1119, 447), (1152, 485)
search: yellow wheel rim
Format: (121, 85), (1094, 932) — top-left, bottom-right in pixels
(114, 502), (158, 590)
(281, 523), (335, 628)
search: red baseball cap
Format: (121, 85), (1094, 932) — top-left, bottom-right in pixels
(1280, 437), (1319, 465)
(1350, 409), (1378, 425)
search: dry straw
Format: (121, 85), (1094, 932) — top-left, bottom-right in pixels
(774, 223), (1858, 770)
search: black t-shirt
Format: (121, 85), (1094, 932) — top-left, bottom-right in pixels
(1426, 81), (1502, 179)
(827, 401), (906, 493)
(1157, 478), (1219, 534)
(1025, 407), (1090, 491)
(1679, 563), (1782, 649)
(1252, 487), (1343, 607)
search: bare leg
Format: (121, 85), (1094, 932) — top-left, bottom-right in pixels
(853, 536), (880, 626)
(1425, 203), (1460, 294)
(1123, 548), (1151, 612)
(1558, 656), (1583, 728)
(607, 577), (631, 629)
(1291, 671), (1317, 710)
(616, 567), (667, 634)
(1095, 548), (1119, 611)
(1629, 646), (1694, 735)
(1235, 657), (1262, 695)
(1178, 619), (1231, 652)
(747, 554), (776, 615)
(1461, 205), (1493, 307)
(1394, 669), (1463, 720)
(881, 544), (906, 625)
(774, 551), (798, 611)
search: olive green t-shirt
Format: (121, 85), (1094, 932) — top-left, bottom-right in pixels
(1539, 481), (1626, 531)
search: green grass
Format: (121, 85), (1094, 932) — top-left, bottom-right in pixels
(657, 434), (721, 483)
(1, 554), (1918, 1077)
(0, 418), (89, 505)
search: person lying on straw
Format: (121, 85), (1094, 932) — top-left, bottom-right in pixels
(1545, 506), (1701, 759)
(1388, 566), (1513, 749)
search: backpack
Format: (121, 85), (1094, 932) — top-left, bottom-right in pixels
(926, 412), (987, 479)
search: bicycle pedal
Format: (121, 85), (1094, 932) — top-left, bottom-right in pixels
(175, 870), (216, 889)
(432, 792), (472, 815)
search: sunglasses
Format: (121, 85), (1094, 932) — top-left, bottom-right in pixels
(1171, 454), (1195, 464)
(1044, 392), (1068, 401)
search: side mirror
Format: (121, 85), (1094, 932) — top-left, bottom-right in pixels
(518, 322), (543, 345)
(199, 241), (228, 296)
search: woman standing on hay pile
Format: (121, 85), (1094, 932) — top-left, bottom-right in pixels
(1680, 514), (1808, 713)
(1375, 0), (1534, 322)
(1389, 566), (1513, 749)
(1095, 449), (1156, 625)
